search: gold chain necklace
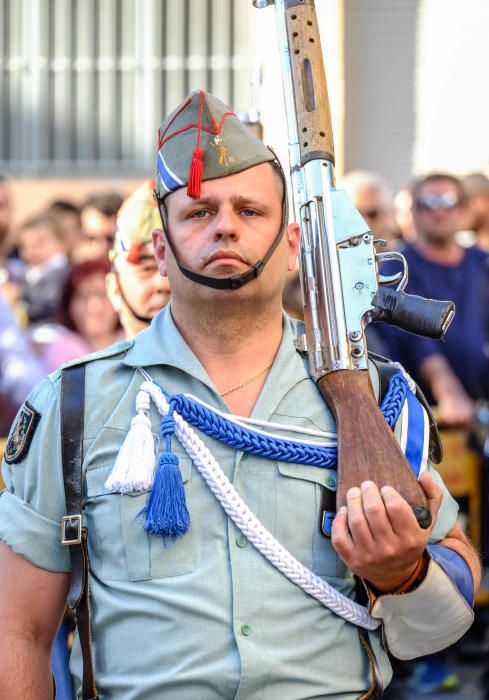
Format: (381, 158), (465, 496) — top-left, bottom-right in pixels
(219, 362), (273, 397)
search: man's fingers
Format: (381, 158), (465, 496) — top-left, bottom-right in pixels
(379, 484), (422, 536)
(344, 486), (378, 547)
(358, 481), (392, 539)
(330, 506), (353, 558)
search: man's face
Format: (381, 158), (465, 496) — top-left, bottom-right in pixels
(0, 184), (12, 244)
(18, 224), (65, 267)
(80, 207), (117, 259)
(153, 162), (299, 309)
(412, 179), (465, 244)
(354, 185), (393, 240)
(107, 242), (170, 336)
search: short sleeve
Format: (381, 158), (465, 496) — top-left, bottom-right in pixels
(427, 465), (459, 543)
(0, 376), (70, 572)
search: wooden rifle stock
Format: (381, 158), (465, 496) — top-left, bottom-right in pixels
(279, 0), (431, 526)
(319, 371), (431, 527)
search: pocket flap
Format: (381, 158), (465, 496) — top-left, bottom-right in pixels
(277, 462), (337, 491)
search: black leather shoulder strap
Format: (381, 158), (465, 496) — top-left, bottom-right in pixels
(60, 364), (99, 700)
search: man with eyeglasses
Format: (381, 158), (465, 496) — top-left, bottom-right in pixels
(381, 173), (489, 429)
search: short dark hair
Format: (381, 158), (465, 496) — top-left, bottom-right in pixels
(47, 199), (81, 217)
(411, 173), (467, 205)
(19, 212), (65, 242)
(82, 192), (124, 217)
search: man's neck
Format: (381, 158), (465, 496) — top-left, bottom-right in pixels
(170, 297), (285, 415)
(414, 237), (464, 266)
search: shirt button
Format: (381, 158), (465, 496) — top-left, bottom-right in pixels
(327, 475), (336, 488)
(241, 452), (249, 461)
(236, 535), (248, 548)
(241, 624), (251, 636)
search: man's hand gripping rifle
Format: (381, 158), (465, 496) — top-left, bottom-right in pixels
(254, 0), (455, 528)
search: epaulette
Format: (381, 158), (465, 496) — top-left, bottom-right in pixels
(368, 351), (443, 465)
(49, 339), (135, 381)
(61, 339), (134, 368)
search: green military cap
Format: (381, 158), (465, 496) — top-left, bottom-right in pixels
(110, 179), (160, 263)
(156, 89), (275, 200)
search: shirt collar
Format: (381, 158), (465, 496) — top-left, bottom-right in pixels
(123, 305), (311, 419)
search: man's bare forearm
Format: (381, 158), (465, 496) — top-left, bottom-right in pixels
(419, 353), (474, 426)
(0, 631), (53, 699)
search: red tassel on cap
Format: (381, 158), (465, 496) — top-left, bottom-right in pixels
(187, 147), (204, 198)
(187, 90), (205, 199)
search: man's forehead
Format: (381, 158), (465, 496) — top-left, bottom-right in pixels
(167, 162), (279, 207)
(120, 242), (156, 267)
(134, 242), (156, 260)
(82, 207), (115, 227)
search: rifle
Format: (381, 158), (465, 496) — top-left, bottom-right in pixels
(253, 0), (454, 527)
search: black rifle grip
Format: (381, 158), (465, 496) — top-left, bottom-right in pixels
(371, 287), (455, 340)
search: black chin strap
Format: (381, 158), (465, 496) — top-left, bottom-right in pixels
(162, 220), (285, 290)
(156, 155), (288, 291)
(114, 273), (154, 324)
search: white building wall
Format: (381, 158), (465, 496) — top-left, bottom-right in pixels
(414, 0), (489, 176)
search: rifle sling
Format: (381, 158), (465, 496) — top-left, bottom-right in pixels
(60, 364), (99, 700)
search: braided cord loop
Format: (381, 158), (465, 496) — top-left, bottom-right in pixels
(167, 373), (407, 467)
(141, 379), (383, 631)
(379, 374), (408, 429)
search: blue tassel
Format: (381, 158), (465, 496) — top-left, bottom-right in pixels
(142, 407), (190, 538)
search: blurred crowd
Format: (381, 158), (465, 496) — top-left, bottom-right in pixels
(2, 167), (489, 433)
(1, 166), (489, 697)
(0, 177), (171, 437)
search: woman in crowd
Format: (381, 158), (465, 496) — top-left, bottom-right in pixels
(39, 258), (122, 373)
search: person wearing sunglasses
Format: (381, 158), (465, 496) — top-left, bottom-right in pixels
(378, 173), (489, 694)
(381, 172), (489, 430)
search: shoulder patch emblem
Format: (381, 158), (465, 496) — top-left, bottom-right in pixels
(4, 402), (41, 464)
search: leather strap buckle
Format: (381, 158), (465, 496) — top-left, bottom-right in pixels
(61, 514), (82, 545)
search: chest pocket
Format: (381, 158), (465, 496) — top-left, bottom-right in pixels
(276, 462), (347, 579)
(83, 456), (195, 581)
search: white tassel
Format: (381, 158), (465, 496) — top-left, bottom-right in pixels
(105, 389), (156, 493)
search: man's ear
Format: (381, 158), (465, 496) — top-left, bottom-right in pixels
(106, 271), (123, 313)
(286, 222), (301, 272)
(152, 228), (168, 276)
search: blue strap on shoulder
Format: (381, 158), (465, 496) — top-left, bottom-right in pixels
(427, 544), (474, 606)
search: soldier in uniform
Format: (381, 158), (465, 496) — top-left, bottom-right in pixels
(106, 179), (171, 338)
(0, 91), (480, 699)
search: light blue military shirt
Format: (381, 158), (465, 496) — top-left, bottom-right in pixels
(0, 306), (458, 699)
